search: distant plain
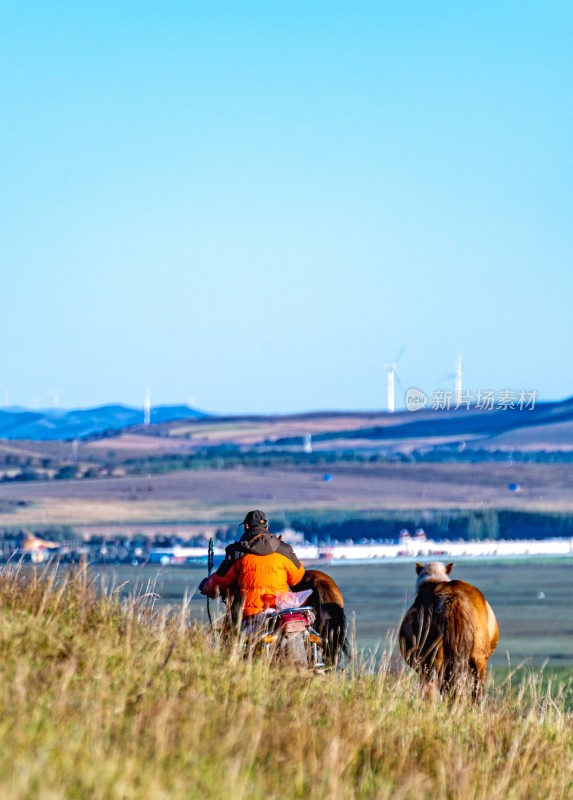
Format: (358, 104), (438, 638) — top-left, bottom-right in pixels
(1, 462), (573, 531)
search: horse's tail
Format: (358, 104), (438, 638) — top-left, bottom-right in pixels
(319, 599), (348, 662)
(293, 569), (347, 665)
(437, 588), (475, 691)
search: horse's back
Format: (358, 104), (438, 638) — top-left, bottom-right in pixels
(297, 569), (344, 606)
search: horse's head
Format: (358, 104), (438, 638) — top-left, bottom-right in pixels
(415, 561), (453, 589)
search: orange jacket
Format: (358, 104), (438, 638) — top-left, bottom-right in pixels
(203, 533), (305, 617)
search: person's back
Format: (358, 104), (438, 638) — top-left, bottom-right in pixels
(200, 510), (305, 617)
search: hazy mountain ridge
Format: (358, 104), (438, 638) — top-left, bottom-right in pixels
(0, 404), (207, 441)
(321, 398), (573, 444)
(259, 398), (573, 451)
(1, 397), (573, 450)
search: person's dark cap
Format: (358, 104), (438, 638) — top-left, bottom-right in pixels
(239, 510), (268, 527)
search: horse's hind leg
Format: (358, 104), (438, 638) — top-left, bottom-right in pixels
(419, 664), (441, 702)
(421, 674), (440, 702)
(443, 657), (472, 701)
(470, 658), (487, 703)
(317, 603), (347, 668)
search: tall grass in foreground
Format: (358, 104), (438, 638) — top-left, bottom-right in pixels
(0, 564), (571, 800)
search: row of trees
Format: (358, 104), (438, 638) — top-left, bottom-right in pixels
(287, 509), (573, 542)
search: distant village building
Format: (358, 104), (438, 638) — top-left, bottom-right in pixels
(398, 529), (411, 545)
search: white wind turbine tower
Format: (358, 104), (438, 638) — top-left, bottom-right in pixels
(387, 366), (396, 413)
(144, 387), (151, 426)
(50, 388), (63, 408)
(386, 347), (406, 414)
(454, 355), (463, 405)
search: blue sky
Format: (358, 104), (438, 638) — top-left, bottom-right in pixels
(1, 1), (572, 414)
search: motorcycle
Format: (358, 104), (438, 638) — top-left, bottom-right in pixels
(204, 569), (326, 670)
(249, 591), (325, 669)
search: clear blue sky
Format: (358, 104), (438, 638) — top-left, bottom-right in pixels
(1, 1), (572, 414)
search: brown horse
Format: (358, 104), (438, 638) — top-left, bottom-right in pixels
(292, 569), (347, 667)
(399, 562), (499, 701)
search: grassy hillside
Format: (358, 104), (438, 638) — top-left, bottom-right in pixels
(0, 565), (571, 799)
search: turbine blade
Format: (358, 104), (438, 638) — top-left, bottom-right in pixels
(394, 345), (407, 365)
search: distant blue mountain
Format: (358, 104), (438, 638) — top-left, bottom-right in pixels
(0, 404), (207, 441)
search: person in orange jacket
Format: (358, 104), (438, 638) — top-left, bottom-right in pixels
(199, 510), (305, 619)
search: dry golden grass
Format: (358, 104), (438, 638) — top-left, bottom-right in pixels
(0, 564), (571, 799)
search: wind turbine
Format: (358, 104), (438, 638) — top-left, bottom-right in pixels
(144, 387), (151, 426)
(441, 356), (463, 405)
(386, 347), (406, 413)
(454, 355), (463, 405)
(50, 388), (63, 408)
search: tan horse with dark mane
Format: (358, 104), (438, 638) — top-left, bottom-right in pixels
(399, 562), (499, 701)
